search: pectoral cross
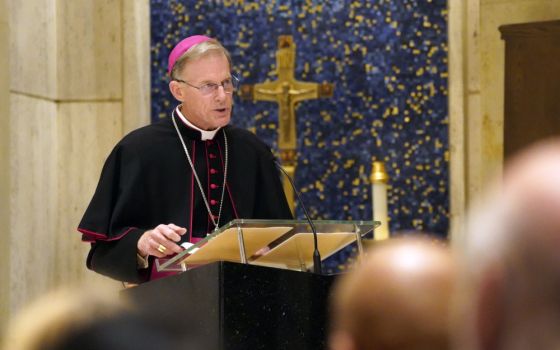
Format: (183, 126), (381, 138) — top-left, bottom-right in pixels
(240, 35), (334, 213)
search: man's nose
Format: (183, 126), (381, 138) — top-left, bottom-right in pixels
(214, 85), (227, 100)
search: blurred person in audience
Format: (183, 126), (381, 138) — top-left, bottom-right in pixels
(330, 235), (455, 350)
(3, 287), (187, 350)
(453, 138), (560, 350)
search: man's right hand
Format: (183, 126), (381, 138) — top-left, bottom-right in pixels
(137, 223), (187, 258)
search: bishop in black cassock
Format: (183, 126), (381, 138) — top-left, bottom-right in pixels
(77, 35), (292, 283)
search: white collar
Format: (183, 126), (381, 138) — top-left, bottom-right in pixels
(175, 106), (220, 141)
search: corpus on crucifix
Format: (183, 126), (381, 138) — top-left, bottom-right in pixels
(240, 35), (334, 213)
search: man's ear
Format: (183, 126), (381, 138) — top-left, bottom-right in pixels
(169, 80), (185, 102)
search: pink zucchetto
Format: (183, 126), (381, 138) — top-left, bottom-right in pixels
(167, 35), (212, 75)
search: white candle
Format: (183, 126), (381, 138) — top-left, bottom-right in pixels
(370, 161), (390, 240)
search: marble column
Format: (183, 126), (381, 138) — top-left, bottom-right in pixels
(5, 0), (150, 321)
(1, 0), (11, 334)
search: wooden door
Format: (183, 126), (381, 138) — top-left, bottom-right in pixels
(500, 20), (560, 158)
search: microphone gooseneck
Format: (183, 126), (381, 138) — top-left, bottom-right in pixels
(274, 161), (322, 274)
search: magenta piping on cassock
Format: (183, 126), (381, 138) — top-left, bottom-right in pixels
(205, 139), (212, 234)
(77, 227), (138, 242)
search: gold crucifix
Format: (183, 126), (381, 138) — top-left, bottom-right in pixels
(240, 35), (334, 213)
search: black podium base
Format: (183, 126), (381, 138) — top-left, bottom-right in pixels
(122, 261), (336, 350)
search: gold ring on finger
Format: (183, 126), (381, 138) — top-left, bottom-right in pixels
(157, 244), (166, 253)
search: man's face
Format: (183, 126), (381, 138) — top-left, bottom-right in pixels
(173, 52), (233, 130)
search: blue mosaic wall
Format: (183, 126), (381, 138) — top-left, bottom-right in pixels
(150, 1), (449, 242)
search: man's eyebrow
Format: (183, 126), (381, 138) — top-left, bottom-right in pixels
(198, 77), (232, 85)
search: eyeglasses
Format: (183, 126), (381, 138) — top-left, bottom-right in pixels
(174, 76), (239, 96)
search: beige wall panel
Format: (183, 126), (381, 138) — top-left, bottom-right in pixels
(446, 0), (560, 243)
(5, 0), (145, 331)
(464, 0), (484, 202)
(447, 0), (467, 240)
(8, 0), (57, 98)
(479, 0), (560, 181)
(56, 0), (122, 100)
(466, 0), (481, 93)
(9, 94), (58, 314)
(9, 95), (123, 317)
(466, 93), (483, 196)
(123, 0), (150, 133)
(1, 0), (11, 333)
(54, 101), (123, 285)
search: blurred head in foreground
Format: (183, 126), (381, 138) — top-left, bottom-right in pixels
(453, 138), (560, 350)
(330, 235), (455, 350)
(3, 287), (182, 350)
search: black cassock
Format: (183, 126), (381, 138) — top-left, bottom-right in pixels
(78, 114), (292, 283)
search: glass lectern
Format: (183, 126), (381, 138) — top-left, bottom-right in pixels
(156, 219), (380, 273)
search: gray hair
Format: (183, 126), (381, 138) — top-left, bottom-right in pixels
(169, 39), (232, 81)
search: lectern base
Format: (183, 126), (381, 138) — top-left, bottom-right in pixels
(122, 261), (336, 350)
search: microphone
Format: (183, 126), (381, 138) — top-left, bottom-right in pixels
(274, 161), (322, 274)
